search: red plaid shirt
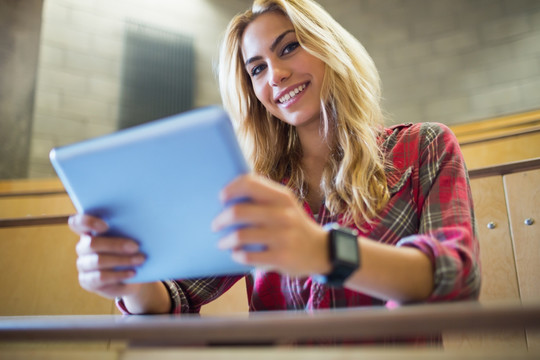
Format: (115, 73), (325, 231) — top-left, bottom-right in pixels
(118, 122), (480, 315)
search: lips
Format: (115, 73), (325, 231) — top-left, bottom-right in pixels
(276, 83), (308, 104)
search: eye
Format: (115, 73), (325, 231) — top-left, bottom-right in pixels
(281, 41), (300, 56)
(250, 64), (267, 77)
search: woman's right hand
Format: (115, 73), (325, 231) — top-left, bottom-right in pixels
(68, 214), (145, 299)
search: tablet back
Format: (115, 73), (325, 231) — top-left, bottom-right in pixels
(50, 106), (252, 283)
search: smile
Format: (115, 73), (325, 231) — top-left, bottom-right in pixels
(277, 84), (307, 104)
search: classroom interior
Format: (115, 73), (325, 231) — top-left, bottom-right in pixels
(1, 0), (539, 358)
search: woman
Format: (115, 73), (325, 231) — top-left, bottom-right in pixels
(70, 0), (480, 318)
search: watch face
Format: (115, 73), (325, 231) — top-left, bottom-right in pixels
(336, 233), (359, 264)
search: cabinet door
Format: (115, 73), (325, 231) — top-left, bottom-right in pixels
(504, 168), (540, 350)
(472, 176), (520, 302)
(444, 176), (525, 350)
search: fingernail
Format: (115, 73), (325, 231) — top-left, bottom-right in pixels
(131, 255), (145, 265)
(94, 220), (109, 233)
(124, 242), (139, 252)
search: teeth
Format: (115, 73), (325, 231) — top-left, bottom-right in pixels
(278, 84), (306, 103)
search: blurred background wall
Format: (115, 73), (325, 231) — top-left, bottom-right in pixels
(1, 0), (539, 179)
(0, 0), (44, 179)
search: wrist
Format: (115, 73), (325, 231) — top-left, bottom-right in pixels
(315, 223), (361, 287)
(122, 282), (171, 314)
(316, 227), (332, 275)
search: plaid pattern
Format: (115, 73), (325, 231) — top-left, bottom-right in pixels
(117, 122), (480, 316)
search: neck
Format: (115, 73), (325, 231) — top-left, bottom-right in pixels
(296, 123), (331, 212)
(297, 123), (331, 168)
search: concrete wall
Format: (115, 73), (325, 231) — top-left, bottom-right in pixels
(317, 0), (540, 126)
(28, 0), (251, 178)
(1, 0), (539, 179)
(0, 0), (43, 179)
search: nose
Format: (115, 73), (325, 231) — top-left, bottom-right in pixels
(269, 63), (290, 86)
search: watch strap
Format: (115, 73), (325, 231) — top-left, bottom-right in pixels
(316, 223), (360, 287)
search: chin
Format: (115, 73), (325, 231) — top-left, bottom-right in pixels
(288, 113), (321, 127)
(270, 106), (321, 128)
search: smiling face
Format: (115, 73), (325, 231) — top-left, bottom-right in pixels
(241, 11), (326, 130)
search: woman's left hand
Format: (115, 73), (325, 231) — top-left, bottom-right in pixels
(212, 174), (330, 277)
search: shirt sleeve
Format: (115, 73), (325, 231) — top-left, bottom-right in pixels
(115, 275), (245, 314)
(396, 123), (481, 302)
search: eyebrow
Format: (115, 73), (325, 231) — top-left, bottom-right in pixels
(244, 29), (296, 67)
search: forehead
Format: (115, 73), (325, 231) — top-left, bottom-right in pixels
(241, 11), (294, 59)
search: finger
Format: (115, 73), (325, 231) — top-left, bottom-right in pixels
(79, 269), (136, 289)
(230, 247), (279, 269)
(212, 202), (294, 231)
(69, 214), (108, 235)
(76, 235), (140, 256)
(220, 174), (294, 207)
(229, 245), (310, 276)
(76, 253), (145, 272)
(217, 226), (276, 251)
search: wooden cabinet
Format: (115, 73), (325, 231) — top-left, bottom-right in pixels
(444, 164), (540, 351)
(448, 109), (540, 350)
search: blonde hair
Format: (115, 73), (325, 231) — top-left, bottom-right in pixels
(218, 0), (390, 227)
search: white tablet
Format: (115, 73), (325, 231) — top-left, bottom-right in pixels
(50, 106), (252, 283)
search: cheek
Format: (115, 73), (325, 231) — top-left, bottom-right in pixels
(300, 54), (325, 84)
(312, 62), (326, 85)
(253, 83), (282, 118)
(252, 82), (272, 106)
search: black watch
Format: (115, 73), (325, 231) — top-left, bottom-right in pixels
(315, 223), (361, 287)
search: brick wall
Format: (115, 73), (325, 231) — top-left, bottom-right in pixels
(28, 0), (540, 178)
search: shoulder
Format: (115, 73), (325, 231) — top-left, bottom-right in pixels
(381, 122), (459, 154)
(385, 122), (455, 140)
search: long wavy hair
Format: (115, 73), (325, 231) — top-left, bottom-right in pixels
(218, 0), (390, 227)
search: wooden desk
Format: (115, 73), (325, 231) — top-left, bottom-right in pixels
(1, 301), (539, 346)
(2, 301), (540, 359)
(0, 346), (537, 360)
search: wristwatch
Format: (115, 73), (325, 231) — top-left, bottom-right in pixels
(315, 223), (361, 287)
